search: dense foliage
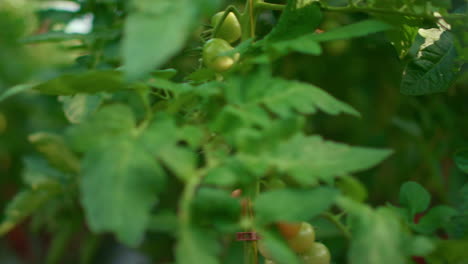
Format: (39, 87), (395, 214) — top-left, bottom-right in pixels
(0, 0), (467, 263)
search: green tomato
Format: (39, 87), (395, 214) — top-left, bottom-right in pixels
(211, 11), (241, 43)
(202, 38), (238, 72)
(286, 222), (316, 253)
(301, 242), (331, 264)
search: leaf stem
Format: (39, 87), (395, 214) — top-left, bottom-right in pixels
(320, 212), (352, 240)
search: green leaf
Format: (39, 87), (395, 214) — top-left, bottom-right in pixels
(59, 94), (102, 124)
(299, 19), (393, 42)
(268, 38), (322, 57)
(0, 187), (60, 235)
(258, 230), (301, 264)
(401, 31), (461, 95)
(254, 187), (338, 225)
(67, 104), (136, 152)
(265, 0), (322, 42)
(428, 240), (468, 264)
(176, 226), (220, 264)
(22, 156), (68, 189)
(240, 134), (392, 185)
(123, 0), (195, 80)
(140, 115), (198, 181)
(34, 70), (127, 95)
(386, 24), (419, 59)
(399, 181), (430, 218)
(147, 210), (178, 234)
(218, 74), (359, 133)
(28, 132), (80, 173)
(192, 188), (240, 231)
(0, 83), (35, 102)
(448, 184), (468, 239)
(454, 148), (468, 173)
(20, 30), (120, 44)
(80, 139), (166, 246)
(336, 175), (368, 202)
(344, 204), (406, 264)
(413, 206), (457, 234)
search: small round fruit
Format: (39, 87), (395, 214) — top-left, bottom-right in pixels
(286, 222), (315, 253)
(211, 11), (241, 43)
(202, 38), (238, 72)
(276, 221), (302, 239)
(301, 242), (331, 264)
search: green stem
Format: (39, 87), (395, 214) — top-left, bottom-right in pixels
(320, 212), (352, 241)
(322, 5), (466, 22)
(178, 159), (218, 227)
(254, 2), (285, 11)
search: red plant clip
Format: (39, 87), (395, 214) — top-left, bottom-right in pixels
(236, 232), (261, 241)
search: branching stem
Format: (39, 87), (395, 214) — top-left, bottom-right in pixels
(320, 212), (352, 240)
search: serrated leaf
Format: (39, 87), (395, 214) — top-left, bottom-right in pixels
(28, 132), (80, 173)
(399, 181), (430, 218)
(59, 94), (102, 124)
(80, 139), (166, 246)
(240, 134), (392, 185)
(454, 148), (468, 173)
(34, 70), (127, 95)
(176, 226), (219, 264)
(401, 31), (461, 95)
(254, 187), (338, 225)
(413, 205), (457, 234)
(218, 74), (359, 134)
(265, 0), (322, 42)
(123, 0), (195, 80)
(0, 187), (60, 235)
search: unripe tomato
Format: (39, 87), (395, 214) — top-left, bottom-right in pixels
(276, 221), (302, 239)
(286, 222), (315, 253)
(202, 38), (238, 72)
(301, 242), (331, 264)
(211, 11), (241, 43)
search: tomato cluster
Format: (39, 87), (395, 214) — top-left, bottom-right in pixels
(202, 11), (241, 72)
(260, 222), (331, 264)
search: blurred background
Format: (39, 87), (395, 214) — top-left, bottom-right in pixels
(0, 0), (466, 263)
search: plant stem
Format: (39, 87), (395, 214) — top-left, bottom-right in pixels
(255, 2), (285, 11)
(320, 212), (352, 240)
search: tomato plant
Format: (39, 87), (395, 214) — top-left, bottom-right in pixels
(0, 0), (467, 264)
